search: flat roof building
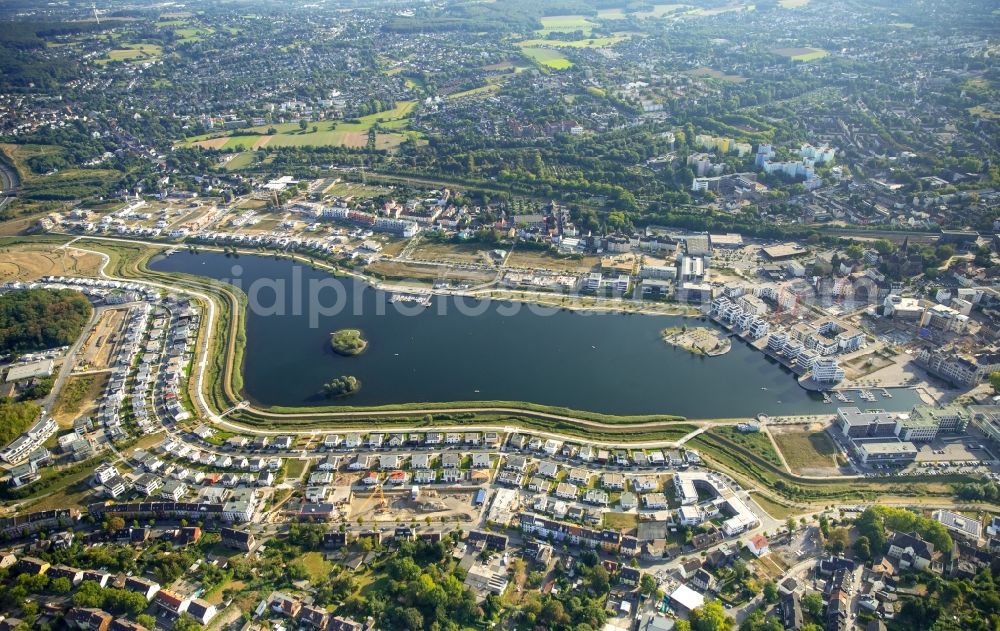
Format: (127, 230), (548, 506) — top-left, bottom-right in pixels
(6, 360), (55, 383)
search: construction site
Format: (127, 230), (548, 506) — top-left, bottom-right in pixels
(76, 307), (127, 371)
(348, 485), (481, 524)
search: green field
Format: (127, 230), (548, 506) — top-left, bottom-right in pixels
(182, 101), (420, 151)
(173, 27), (214, 43)
(536, 15), (597, 35)
(772, 47), (829, 61)
(521, 47), (574, 70)
(95, 43), (163, 65)
(517, 36), (626, 49)
(224, 152), (256, 171)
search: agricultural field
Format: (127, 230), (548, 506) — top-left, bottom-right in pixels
(536, 15), (598, 35)
(771, 47), (829, 61)
(521, 47), (573, 70)
(94, 43), (163, 65)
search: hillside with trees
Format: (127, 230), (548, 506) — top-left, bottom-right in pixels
(0, 288), (92, 354)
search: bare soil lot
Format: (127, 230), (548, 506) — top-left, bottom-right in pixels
(0, 245), (103, 281)
(350, 488), (480, 524)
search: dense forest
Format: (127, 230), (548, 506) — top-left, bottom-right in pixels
(0, 288), (92, 354)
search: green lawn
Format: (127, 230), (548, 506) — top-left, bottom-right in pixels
(224, 152), (256, 171)
(285, 458), (308, 480)
(521, 47), (573, 70)
(300, 551), (333, 582)
(603, 512), (639, 531)
(173, 27), (214, 43)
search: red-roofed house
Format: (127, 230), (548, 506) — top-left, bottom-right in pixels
(746, 534), (770, 557)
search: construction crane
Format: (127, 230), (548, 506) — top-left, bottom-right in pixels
(354, 482), (390, 518)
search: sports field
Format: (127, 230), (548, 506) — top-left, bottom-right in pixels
(521, 47), (573, 70)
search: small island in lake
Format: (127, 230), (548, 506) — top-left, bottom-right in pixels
(661, 326), (731, 357)
(323, 375), (361, 398)
(330, 328), (368, 356)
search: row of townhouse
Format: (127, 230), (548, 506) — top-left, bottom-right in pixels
(0, 508), (80, 538)
(519, 512), (623, 551)
(95, 302), (152, 442)
(157, 438), (282, 472)
(328, 430), (503, 450)
(506, 435), (695, 468)
(88, 485), (261, 523)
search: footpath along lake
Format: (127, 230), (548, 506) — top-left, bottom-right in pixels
(150, 252), (922, 417)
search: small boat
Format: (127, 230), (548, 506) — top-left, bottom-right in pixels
(761, 387), (767, 391)
(474, 389), (480, 393)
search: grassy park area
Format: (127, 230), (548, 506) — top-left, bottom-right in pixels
(95, 43), (163, 65)
(182, 101), (420, 151)
(521, 47), (573, 70)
